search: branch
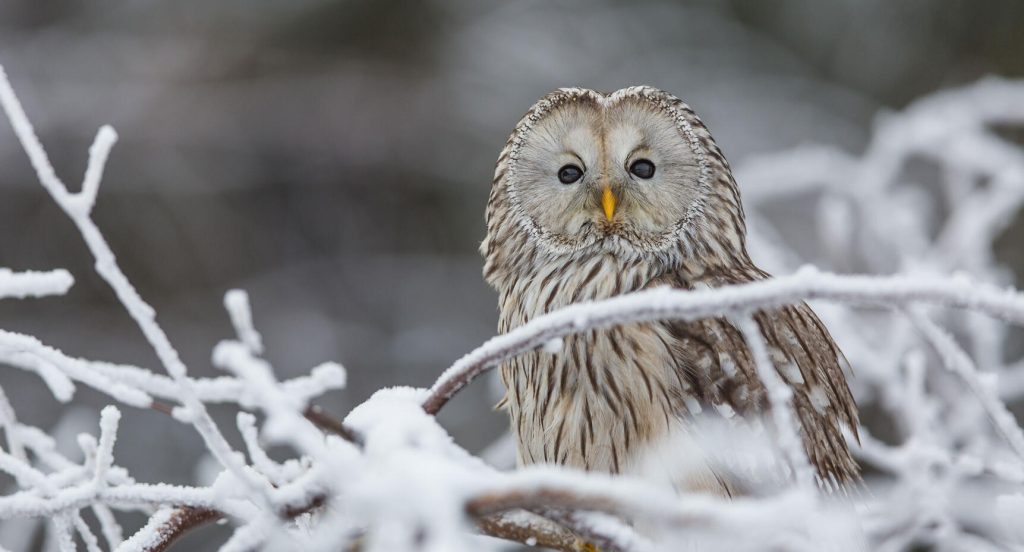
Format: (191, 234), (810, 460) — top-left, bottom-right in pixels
(0, 268), (74, 299)
(734, 315), (816, 490)
(116, 507), (221, 552)
(0, 329), (153, 407)
(126, 494), (329, 552)
(423, 268), (1024, 414)
(224, 289), (264, 355)
(906, 307), (1024, 460)
(0, 483), (220, 519)
(128, 405), (353, 551)
(527, 508), (638, 552)
(303, 405), (362, 445)
(135, 491), (583, 552)
(5, 58), (1024, 552)
(0, 64), (263, 498)
(0, 327), (346, 434)
(467, 488), (631, 526)
(474, 512), (580, 551)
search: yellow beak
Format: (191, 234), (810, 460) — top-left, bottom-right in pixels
(601, 185), (617, 220)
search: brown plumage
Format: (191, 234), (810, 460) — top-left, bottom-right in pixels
(481, 87), (859, 491)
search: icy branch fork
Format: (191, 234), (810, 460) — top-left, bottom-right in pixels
(0, 66), (341, 551)
(5, 63), (1024, 552)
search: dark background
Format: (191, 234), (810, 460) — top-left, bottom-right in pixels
(1, 1), (1022, 549)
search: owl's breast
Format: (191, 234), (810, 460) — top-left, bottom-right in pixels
(497, 252), (658, 329)
(496, 254), (683, 470)
(494, 250), (735, 495)
(501, 324), (676, 471)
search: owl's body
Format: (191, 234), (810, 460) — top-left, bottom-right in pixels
(496, 249), (677, 474)
(482, 87), (859, 490)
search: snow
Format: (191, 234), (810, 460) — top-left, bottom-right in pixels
(541, 337), (563, 354)
(734, 315), (816, 491)
(114, 508), (176, 552)
(224, 290), (264, 356)
(0, 268), (74, 299)
(2, 64), (1024, 551)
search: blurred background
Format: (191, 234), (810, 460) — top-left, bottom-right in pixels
(1, 0), (1023, 548)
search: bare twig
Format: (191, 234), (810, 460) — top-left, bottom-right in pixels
(467, 488), (628, 520)
(467, 488), (647, 552)
(475, 512), (580, 551)
(303, 405), (362, 445)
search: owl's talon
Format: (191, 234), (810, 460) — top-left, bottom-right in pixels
(574, 539), (599, 552)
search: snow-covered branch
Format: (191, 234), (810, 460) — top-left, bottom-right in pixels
(424, 269), (1024, 415)
(0, 269), (74, 300)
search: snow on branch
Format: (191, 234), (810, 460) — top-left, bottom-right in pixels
(0, 319), (344, 413)
(734, 315), (817, 491)
(2, 64), (1024, 551)
(424, 268), (1024, 415)
(0, 66), (265, 502)
(0, 268), (74, 299)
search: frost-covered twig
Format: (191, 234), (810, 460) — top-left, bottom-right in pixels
(0, 65), (263, 499)
(0, 329), (152, 406)
(116, 507), (220, 552)
(906, 307), (1024, 459)
(735, 315), (816, 490)
(462, 467), (843, 552)
(0, 65), (346, 552)
(425, 269), (1024, 415)
(0, 268), (74, 299)
(224, 289), (264, 356)
(0, 323), (344, 422)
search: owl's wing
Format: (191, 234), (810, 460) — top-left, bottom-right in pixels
(656, 268), (860, 484)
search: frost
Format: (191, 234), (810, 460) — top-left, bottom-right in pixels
(996, 494), (1024, 544)
(2, 67), (1024, 551)
(0, 268), (74, 299)
(778, 361), (804, 385)
(718, 352), (737, 377)
(712, 402), (736, 419)
(808, 386), (829, 414)
(542, 337), (564, 354)
(224, 289), (264, 356)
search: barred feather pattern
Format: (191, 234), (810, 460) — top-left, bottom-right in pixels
(482, 87), (859, 489)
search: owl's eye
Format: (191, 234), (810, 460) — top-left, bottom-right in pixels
(629, 159), (656, 179)
(557, 164), (584, 184)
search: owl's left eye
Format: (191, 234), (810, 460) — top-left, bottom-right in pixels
(629, 159), (656, 179)
(558, 164), (584, 184)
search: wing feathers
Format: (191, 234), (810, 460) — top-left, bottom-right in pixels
(659, 269), (860, 483)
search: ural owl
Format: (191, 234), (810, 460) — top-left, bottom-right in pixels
(481, 87), (859, 492)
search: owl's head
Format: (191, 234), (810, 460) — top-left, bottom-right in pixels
(484, 86), (749, 282)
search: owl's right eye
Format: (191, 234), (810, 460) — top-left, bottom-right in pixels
(557, 164), (584, 184)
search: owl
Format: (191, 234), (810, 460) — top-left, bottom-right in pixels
(481, 87), (859, 493)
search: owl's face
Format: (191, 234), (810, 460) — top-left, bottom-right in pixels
(502, 88), (723, 256)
